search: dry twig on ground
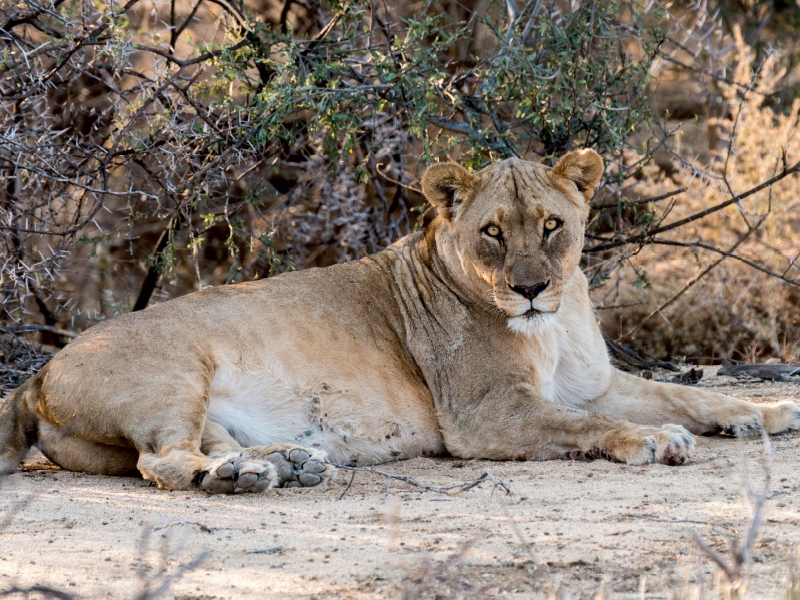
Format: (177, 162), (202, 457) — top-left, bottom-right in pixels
(333, 464), (518, 503)
(0, 585), (74, 599)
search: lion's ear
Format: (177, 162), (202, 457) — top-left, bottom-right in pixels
(549, 149), (604, 203)
(421, 162), (477, 220)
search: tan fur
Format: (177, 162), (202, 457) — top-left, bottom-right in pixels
(2, 149), (799, 492)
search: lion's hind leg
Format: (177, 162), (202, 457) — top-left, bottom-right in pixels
(38, 419), (139, 475)
(136, 445), (212, 491)
(198, 421), (337, 493)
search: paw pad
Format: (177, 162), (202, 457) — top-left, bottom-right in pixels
(198, 445), (335, 494)
(289, 449), (310, 463)
(199, 454), (277, 494)
(216, 462), (235, 479)
(265, 447), (334, 488)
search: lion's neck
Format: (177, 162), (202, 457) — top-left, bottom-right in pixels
(411, 222), (497, 315)
(377, 222), (524, 340)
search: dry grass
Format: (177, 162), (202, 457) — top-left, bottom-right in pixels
(596, 28), (800, 363)
(3, 429), (798, 599)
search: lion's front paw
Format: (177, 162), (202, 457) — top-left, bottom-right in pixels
(709, 402), (800, 436)
(605, 424), (695, 466)
(652, 424), (695, 465)
(717, 409), (763, 436)
(199, 452), (278, 494)
(762, 402), (800, 435)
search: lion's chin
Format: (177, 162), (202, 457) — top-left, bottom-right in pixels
(507, 310), (557, 336)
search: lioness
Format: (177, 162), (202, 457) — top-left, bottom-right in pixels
(2, 149), (799, 493)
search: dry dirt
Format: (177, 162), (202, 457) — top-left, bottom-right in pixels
(2, 369), (800, 599)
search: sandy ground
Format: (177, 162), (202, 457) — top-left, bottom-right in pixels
(2, 369), (800, 599)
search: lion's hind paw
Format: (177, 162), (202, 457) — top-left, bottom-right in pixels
(199, 453), (278, 494)
(197, 445), (335, 494)
(261, 446), (336, 489)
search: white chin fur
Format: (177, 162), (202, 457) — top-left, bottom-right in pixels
(507, 312), (557, 336)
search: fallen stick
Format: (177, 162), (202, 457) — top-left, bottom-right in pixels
(623, 513), (709, 526)
(332, 464), (518, 504)
(245, 545), (284, 555)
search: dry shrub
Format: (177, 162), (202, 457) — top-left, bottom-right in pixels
(596, 28), (800, 363)
(269, 113), (414, 271)
(0, 336), (52, 398)
(1, 0), (798, 364)
(0, 0), (666, 341)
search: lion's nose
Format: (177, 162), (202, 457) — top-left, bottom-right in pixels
(510, 280), (549, 300)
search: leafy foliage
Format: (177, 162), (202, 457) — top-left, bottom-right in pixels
(0, 0), (665, 326)
(1, 0), (798, 363)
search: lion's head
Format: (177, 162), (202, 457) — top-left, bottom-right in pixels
(421, 149), (603, 335)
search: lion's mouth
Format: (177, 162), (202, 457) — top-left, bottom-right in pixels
(519, 302), (560, 319)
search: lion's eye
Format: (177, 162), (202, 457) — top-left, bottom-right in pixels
(544, 219), (559, 232)
(484, 225), (502, 239)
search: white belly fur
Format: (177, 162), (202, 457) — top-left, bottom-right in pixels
(206, 361), (436, 465)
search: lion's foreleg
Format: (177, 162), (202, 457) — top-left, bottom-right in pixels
(589, 369), (800, 436)
(441, 382), (695, 465)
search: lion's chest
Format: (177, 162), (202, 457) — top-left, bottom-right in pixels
(516, 322), (611, 408)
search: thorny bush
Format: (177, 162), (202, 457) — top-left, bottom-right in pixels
(0, 0), (798, 384)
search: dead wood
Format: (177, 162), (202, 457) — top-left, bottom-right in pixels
(718, 363), (800, 381)
(603, 334), (680, 372)
(333, 464), (518, 504)
(671, 367), (704, 385)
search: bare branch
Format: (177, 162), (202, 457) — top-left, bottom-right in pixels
(586, 162), (800, 252)
(591, 187), (687, 210)
(333, 464), (518, 503)
(649, 238), (799, 287)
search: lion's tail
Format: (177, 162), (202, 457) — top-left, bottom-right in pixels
(0, 377), (40, 476)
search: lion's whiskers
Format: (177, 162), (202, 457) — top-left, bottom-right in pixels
(483, 289), (507, 318)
